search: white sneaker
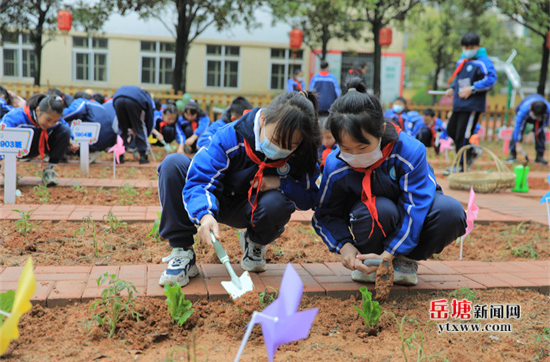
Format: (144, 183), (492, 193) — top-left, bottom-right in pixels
(393, 256), (418, 286)
(351, 269), (376, 283)
(158, 248), (199, 287)
(239, 231), (267, 272)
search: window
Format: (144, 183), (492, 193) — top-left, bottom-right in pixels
(1, 33), (35, 78)
(139, 41), (175, 85)
(269, 48), (303, 90)
(72, 36), (108, 82)
(205, 45), (240, 88)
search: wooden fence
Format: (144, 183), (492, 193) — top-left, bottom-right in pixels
(4, 83), (515, 141)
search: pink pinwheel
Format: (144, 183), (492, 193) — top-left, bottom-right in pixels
(464, 186), (479, 238)
(108, 135), (125, 164)
(439, 138), (453, 151)
(255, 264), (318, 362)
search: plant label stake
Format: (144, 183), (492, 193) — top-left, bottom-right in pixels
(539, 175), (550, 234)
(210, 232), (254, 299)
(0, 126), (33, 204)
(234, 264), (318, 362)
(70, 120), (101, 178)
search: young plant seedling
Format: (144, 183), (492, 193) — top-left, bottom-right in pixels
(258, 286), (278, 310)
(354, 286), (382, 330)
(129, 167), (136, 178)
(83, 215), (99, 257)
(147, 211), (162, 242)
(0, 290), (15, 328)
(512, 242), (538, 259)
(449, 287), (477, 302)
(103, 211), (127, 233)
(33, 182), (50, 204)
(118, 183), (138, 205)
(72, 184), (88, 194)
(12, 209), (39, 243)
(164, 283), (193, 326)
(165, 330), (208, 362)
(86, 272), (141, 338)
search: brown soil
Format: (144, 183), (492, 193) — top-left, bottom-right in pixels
(375, 258), (394, 302)
(2, 288), (548, 361)
(0, 221), (547, 268)
(2, 185), (159, 205)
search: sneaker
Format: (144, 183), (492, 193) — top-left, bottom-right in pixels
(351, 269), (376, 283)
(442, 165), (463, 176)
(393, 257), (418, 286)
(42, 168), (59, 186)
(139, 154), (150, 164)
(239, 231), (267, 272)
(506, 154), (517, 163)
(158, 248), (199, 287)
(535, 155), (548, 165)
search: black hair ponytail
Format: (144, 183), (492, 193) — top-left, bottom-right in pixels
(27, 93), (63, 117)
(264, 91), (320, 176)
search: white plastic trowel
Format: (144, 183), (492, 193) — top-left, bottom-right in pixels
(210, 232), (254, 299)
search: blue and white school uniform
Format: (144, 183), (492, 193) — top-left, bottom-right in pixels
(313, 122), (466, 260)
(196, 107), (231, 149)
(510, 94), (550, 156)
(157, 107), (319, 248)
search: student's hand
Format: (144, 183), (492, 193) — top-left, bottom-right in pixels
(184, 134), (198, 147)
(458, 86), (472, 99)
(250, 175), (281, 192)
(69, 141), (80, 153)
(340, 243), (360, 271)
(445, 88), (454, 97)
(198, 214), (220, 248)
(354, 251), (395, 275)
(156, 133), (164, 142)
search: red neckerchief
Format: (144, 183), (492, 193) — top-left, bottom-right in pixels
(243, 139), (291, 227)
(350, 125), (402, 238)
(191, 120), (198, 132)
(295, 80), (302, 92)
(24, 106), (50, 160)
(319, 71), (329, 76)
(159, 121), (167, 133)
(397, 114), (404, 129)
(430, 122), (437, 146)
(447, 58), (469, 85)
(321, 146), (332, 167)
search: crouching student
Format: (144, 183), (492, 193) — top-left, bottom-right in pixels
(197, 96), (253, 149)
(410, 108), (447, 154)
(150, 104), (179, 148)
(157, 91), (321, 287)
(175, 101), (210, 154)
(112, 85), (156, 164)
(319, 117), (337, 171)
(384, 97), (411, 133)
(312, 78), (466, 286)
(63, 91), (117, 162)
(0, 94), (70, 186)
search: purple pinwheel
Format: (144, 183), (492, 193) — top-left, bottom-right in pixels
(236, 263), (318, 362)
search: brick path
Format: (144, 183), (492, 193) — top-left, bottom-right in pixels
(0, 261), (547, 307)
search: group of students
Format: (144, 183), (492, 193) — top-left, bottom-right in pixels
(156, 76), (468, 289)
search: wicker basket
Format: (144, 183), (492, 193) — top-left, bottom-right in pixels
(447, 145), (515, 193)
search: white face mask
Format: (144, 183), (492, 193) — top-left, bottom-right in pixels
(529, 111), (539, 120)
(340, 138), (383, 168)
(462, 49), (477, 59)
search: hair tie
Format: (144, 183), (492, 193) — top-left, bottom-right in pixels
(55, 96), (63, 102)
(299, 90), (308, 98)
(347, 88), (357, 93)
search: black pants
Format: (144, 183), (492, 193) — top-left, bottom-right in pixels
(509, 120), (546, 156)
(157, 153), (296, 248)
(179, 123), (197, 153)
(24, 124), (71, 164)
(446, 111), (480, 153)
(113, 97), (151, 153)
(152, 125), (176, 146)
(348, 192), (466, 260)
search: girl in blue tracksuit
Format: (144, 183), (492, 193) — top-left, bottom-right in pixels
(313, 78), (466, 286)
(157, 91), (321, 287)
(384, 97), (411, 133)
(0, 94), (70, 186)
(0, 86), (14, 118)
(410, 108), (448, 154)
(197, 96), (253, 149)
(175, 100), (210, 154)
(150, 104), (178, 147)
(63, 92), (117, 152)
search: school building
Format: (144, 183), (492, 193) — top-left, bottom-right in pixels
(0, 9), (407, 103)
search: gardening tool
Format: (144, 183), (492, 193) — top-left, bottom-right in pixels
(210, 232), (254, 299)
(362, 258), (394, 302)
(159, 140), (172, 155)
(511, 158), (529, 193)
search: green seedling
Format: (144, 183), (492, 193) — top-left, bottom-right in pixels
(145, 188), (152, 197)
(272, 244), (284, 256)
(103, 211), (127, 233)
(33, 183), (50, 204)
(86, 273), (141, 338)
(258, 286), (278, 310)
(118, 183), (138, 205)
(535, 326), (550, 344)
(83, 215), (99, 257)
(512, 242), (538, 259)
(147, 211), (162, 242)
(391, 313), (449, 362)
(164, 283), (193, 326)
(449, 287), (477, 302)
(129, 167), (136, 178)
(72, 184), (88, 194)
(164, 330), (208, 362)
(354, 286), (382, 329)
(0, 290), (15, 328)
(13, 209), (39, 243)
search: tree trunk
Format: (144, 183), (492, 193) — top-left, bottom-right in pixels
(172, 0), (190, 93)
(321, 24), (328, 61)
(32, 37), (42, 86)
(537, 31), (549, 96)
(432, 66), (441, 106)
(372, 20), (382, 98)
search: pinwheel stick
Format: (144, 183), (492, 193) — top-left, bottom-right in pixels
(234, 312), (278, 362)
(0, 310), (9, 318)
